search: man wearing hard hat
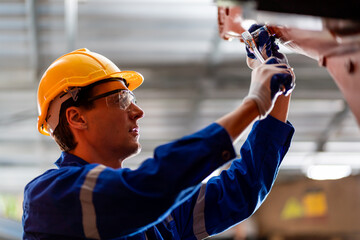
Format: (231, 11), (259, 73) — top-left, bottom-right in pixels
(23, 28), (295, 239)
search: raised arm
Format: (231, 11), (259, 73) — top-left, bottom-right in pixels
(216, 57), (294, 141)
(270, 93), (291, 123)
(169, 24), (295, 239)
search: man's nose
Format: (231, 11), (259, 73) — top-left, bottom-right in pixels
(129, 103), (144, 120)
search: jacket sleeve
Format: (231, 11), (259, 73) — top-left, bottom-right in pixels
(170, 115), (295, 240)
(90, 123), (236, 238)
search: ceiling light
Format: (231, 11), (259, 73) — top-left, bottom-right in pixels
(306, 165), (352, 180)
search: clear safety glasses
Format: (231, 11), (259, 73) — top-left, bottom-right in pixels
(87, 89), (137, 110)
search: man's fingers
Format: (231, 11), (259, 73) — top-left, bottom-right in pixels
(264, 57), (279, 65)
(270, 72), (295, 98)
(248, 24), (263, 33)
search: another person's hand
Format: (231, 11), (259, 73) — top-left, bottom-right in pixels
(243, 57), (294, 119)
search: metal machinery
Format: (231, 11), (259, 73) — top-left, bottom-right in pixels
(217, 0), (360, 126)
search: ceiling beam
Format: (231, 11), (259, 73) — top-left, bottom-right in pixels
(65, 0), (78, 52)
(316, 100), (350, 151)
(26, 0), (40, 82)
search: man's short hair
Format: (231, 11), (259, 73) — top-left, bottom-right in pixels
(52, 86), (95, 152)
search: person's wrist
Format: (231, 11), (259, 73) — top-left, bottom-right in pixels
(243, 96), (261, 117)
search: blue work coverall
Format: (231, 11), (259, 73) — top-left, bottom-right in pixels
(22, 115), (294, 239)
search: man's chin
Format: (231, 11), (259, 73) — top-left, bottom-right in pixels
(129, 144), (142, 158)
(134, 144), (142, 156)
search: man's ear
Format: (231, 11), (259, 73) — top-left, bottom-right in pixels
(66, 107), (87, 130)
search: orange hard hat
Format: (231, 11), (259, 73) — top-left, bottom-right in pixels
(37, 48), (144, 136)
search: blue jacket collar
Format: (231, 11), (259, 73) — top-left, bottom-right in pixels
(55, 152), (90, 168)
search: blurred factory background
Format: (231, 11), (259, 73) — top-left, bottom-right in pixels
(0, 0), (360, 239)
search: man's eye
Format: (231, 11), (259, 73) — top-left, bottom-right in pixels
(119, 97), (128, 105)
(112, 96), (121, 104)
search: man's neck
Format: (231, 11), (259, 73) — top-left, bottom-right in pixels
(69, 145), (123, 169)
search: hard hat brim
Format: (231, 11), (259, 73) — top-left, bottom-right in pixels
(109, 71), (144, 91)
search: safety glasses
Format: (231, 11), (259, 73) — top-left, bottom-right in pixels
(87, 89), (137, 110)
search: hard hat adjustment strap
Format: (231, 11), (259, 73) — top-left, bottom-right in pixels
(46, 87), (81, 136)
(67, 87), (81, 101)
